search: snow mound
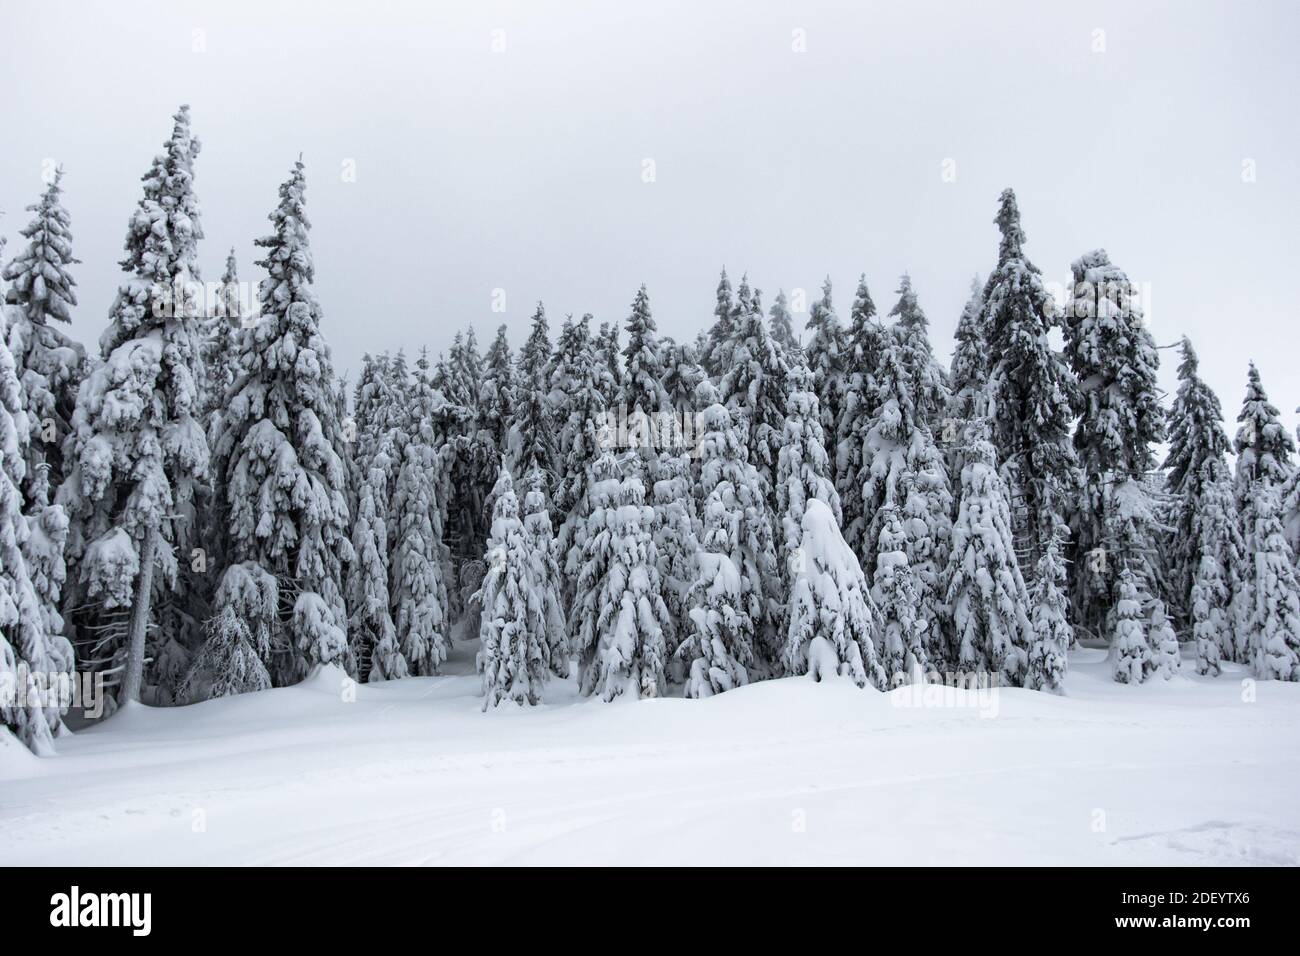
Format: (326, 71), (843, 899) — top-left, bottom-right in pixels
(0, 728), (40, 778)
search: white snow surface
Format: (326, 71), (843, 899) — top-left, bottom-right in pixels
(3, 641), (1298, 866)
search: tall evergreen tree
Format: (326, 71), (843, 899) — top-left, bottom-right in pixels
(3, 168), (86, 506)
(871, 504), (928, 685)
(390, 439), (452, 677)
(942, 424), (1031, 684)
(662, 337), (706, 427)
(444, 329), (491, 571)
(768, 288), (797, 352)
(691, 382), (782, 671)
(347, 451), (403, 681)
(1, 289), (72, 752)
(703, 267), (734, 379)
(593, 320), (623, 409)
(1233, 362), (1295, 515)
(480, 324), (514, 466)
(843, 324), (952, 601)
(206, 159), (353, 684)
(551, 315), (611, 611)
(805, 278), (848, 483)
(945, 276), (988, 433)
(1063, 249), (1164, 637)
(835, 273), (885, 551)
(1233, 363), (1296, 659)
(677, 390), (774, 696)
(1163, 337), (1234, 629)
(201, 249), (243, 426)
(1243, 482), (1300, 681)
(775, 360), (841, 595)
(619, 284), (669, 455)
(59, 105), (210, 705)
(652, 447), (699, 672)
(718, 285), (787, 499)
(507, 303), (558, 480)
(477, 467), (548, 708)
(888, 274), (949, 428)
(1189, 464), (1236, 675)
(982, 188), (1078, 569)
(521, 461), (568, 678)
(571, 449), (672, 701)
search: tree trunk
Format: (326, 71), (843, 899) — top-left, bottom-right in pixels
(120, 524), (159, 705)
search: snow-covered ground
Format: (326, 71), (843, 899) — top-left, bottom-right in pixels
(3, 642), (1298, 866)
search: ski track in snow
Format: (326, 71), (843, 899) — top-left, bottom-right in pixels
(2, 645), (1299, 866)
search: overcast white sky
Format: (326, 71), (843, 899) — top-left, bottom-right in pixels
(2, 0), (1297, 438)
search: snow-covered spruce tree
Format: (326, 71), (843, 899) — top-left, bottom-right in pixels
(2, 252), (75, 680)
(691, 381), (782, 672)
(1063, 249), (1164, 639)
(888, 274), (949, 429)
(776, 359), (842, 595)
(1243, 482), (1300, 681)
(1186, 461), (1239, 673)
(382, 349), (414, 467)
(1232, 363), (1295, 659)
(676, 386), (774, 696)
(835, 273), (885, 555)
(593, 320), (624, 409)
(1148, 599), (1181, 681)
(522, 461), (568, 678)
(3, 168), (86, 506)
(352, 353), (397, 464)
(1233, 362), (1295, 541)
(783, 498), (887, 689)
(476, 467), (549, 708)
(200, 248), (243, 426)
(662, 337), (706, 426)
(1163, 336), (1234, 631)
(390, 440), (452, 676)
(206, 159), (352, 684)
(652, 447), (700, 671)
(805, 277), (848, 483)
(507, 304), (557, 479)
(982, 188), (1078, 567)
(677, 451), (757, 698)
(1233, 363), (1294, 501)
(769, 288), (797, 352)
(945, 277), (987, 436)
(901, 449), (954, 665)
(845, 325), (952, 592)
(480, 324), (514, 467)
(870, 504), (927, 685)
(178, 563), (275, 701)
(1, 296), (72, 752)
(1110, 568), (1152, 684)
(550, 315), (610, 609)
(1190, 554), (1229, 675)
(58, 105), (209, 706)
(703, 267), (734, 379)
(571, 448), (673, 700)
(942, 424), (1031, 685)
(1026, 525), (1071, 693)
(346, 452), (404, 681)
(619, 284), (670, 464)
(719, 284), (787, 501)
(443, 329), (489, 568)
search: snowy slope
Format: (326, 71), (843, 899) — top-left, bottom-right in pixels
(2, 642), (1298, 866)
